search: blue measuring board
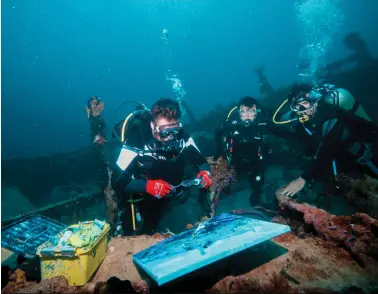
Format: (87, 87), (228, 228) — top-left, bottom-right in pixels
(133, 213), (290, 286)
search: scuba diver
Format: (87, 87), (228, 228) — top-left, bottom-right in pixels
(273, 83), (378, 197)
(110, 98), (212, 235)
(254, 65), (274, 98)
(215, 96), (270, 207)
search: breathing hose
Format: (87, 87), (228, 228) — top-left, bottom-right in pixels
(112, 100), (149, 143)
(272, 99), (299, 125)
(112, 100), (149, 234)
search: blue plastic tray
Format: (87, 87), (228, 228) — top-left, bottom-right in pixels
(133, 213), (291, 286)
(1, 214), (66, 258)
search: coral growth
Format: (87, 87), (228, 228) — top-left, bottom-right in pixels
(186, 216), (209, 230)
(2, 269), (30, 293)
(276, 188), (378, 268)
(209, 232), (377, 293)
(206, 156), (237, 215)
(104, 167), (118, 233)
(337, 174), (378, 218)
(209, 272), (292, 294)
(2, 273), (140, 294)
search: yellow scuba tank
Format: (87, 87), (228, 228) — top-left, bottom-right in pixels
(112, 102), (151, 146)
(112, 101), (150, 235)
(322, 86), (372, 122)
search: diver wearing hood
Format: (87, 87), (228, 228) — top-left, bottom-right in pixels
(277, 83), (378, 197)
(111, 98), (212, 235)
(215, 96), (270, 207)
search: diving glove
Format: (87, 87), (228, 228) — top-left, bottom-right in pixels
(197, 170), (212, 189)
(146, 179), (173, 198)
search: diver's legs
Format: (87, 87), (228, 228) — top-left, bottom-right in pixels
(248, 160), (265, 207)
(349, 141), (378, 176)
(137, 197), (167, 235)
(105, 186), (118, 235)
(120, 202), (134, 236)
(120, 196), (166, 236)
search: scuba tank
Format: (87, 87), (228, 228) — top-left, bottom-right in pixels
(272, 83), (372, 125)
(320, 84), (372, 122)
(112, 101), (152, 148)
(112, 101), (151, 237)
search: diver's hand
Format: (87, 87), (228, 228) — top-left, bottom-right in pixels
(197, 170), (212, 189)
(282, 177), (306, 197)
(93, 134), (107, 146)
(146, 180), (173, 199)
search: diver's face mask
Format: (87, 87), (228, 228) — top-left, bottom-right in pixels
(290, 94), (318, 123)
(152, 121), (183, 142)
(239, 105), (258, 123)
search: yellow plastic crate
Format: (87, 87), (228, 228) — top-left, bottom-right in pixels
(37, 221), (110, 286)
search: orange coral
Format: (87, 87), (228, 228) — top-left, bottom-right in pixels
(185, 215), (210, 230)
(276, 187), (378, 267)
(2, 269), (34, 293)
(206, 156), (237, 215)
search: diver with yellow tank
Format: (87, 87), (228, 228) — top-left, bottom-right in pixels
(86, 97), (212, 236)
(272, 83), (378, 197)
(109, 98), (212, 236)
(215, 97), (280, 208)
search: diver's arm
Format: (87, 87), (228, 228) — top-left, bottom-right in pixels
(110, 148), (147, 195)
(111, 168), (146, 194)
(267, 122), (306, 141)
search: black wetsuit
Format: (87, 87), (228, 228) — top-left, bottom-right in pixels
(215, 113), (269, 206)
(298, 103), (378, 182)
(110, 132), (210, 235)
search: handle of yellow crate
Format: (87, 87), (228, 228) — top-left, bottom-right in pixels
(131, 203), (136, 233)
(39, 246), (76, 258)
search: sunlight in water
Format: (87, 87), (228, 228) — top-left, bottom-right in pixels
(166, 69), (187, 116)
(135, 0), (210, 117)
(295, 0), (345, 83)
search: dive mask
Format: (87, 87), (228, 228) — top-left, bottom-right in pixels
(289, 99), (314, 123)
(239, 108), (258, 116)
(290, 100), (315, 113)
(156, 122), (183, 140)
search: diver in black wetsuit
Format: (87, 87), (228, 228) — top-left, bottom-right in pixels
(254, 65), (274, 98)
(215, 97), (271, 207)
(279, 83), (378, 197)
(111, 98), (212, 235)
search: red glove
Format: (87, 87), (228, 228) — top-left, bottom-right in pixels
(146, 180), (173, 198)
(197, 170), (211, 189)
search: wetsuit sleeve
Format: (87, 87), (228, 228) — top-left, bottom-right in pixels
(110, 146), (147, 195)
(301, 119), (344, 182)
(267, 122), (306, 141)
(184, 136), (211, 173)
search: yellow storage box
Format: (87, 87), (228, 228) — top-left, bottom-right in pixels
(37, 220), (110, 286)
